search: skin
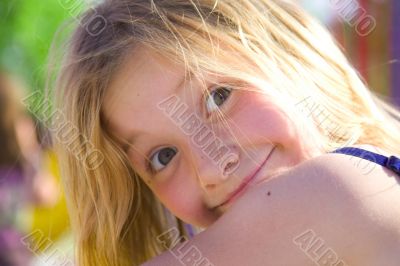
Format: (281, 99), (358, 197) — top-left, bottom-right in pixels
(103, 47), (321, 227)
(143, 152), (400, 265)
(103, 48), (400, 265)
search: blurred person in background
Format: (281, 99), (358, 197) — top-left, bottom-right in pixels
(0, 70), (33, 265)
(0, 70), (61, 265)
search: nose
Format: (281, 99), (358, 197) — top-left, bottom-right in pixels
(188, 143), (240, 190)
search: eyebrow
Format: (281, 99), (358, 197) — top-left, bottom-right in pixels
(123, 73), (192, 148)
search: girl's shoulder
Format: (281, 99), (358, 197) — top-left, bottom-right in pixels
(142, 145), (400, 266)
(206, 145), (400, 265)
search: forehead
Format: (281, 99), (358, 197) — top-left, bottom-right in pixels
(102, 48), (200, 140)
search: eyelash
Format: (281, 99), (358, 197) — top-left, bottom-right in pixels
(145, 146), (178, 175)
(203, 85), (233, 117)
(145, 85), (234, 174)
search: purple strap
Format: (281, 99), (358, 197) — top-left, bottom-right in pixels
(330, 147), (400, 176)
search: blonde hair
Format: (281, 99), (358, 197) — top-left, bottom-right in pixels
(52, 0), (400, 265)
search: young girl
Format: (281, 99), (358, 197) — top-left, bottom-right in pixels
(52, 0), (400, 265)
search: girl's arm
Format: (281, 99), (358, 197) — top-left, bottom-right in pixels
(142, 153), (400, 266)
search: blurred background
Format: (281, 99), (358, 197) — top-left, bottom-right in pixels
(0, 0), (399, 265)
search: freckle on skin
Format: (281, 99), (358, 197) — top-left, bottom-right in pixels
(267, 191), (271, 196)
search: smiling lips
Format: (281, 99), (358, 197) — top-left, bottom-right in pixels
(216, 146), (275, 208)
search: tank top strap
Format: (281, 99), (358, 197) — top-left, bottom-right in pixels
(330, 147), (400, 176)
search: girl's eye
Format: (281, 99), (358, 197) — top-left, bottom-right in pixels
(205, 87), (232, 114)
(148, 147), (177, 172)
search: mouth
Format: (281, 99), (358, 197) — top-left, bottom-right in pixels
(214, 146), (276, 209)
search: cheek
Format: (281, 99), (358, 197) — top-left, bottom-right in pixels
(151, 180), (215, 226)
(230, 91), (297, 145)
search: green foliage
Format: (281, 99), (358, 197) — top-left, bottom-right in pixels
(0, 0), (81, 95)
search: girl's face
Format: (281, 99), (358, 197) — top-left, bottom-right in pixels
(103, 48), (321, 227)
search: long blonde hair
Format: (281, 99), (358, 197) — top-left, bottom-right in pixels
(52, 0), (400, 265)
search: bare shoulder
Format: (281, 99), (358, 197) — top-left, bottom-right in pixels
(142, 151), (400, 265)
(217, 151), (400, 265)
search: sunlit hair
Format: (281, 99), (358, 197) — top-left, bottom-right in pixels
(52, 0), (400, 265)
